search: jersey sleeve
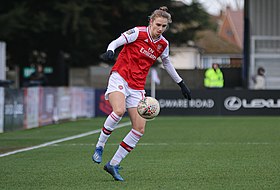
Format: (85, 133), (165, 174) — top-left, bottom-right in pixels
(122, 27), (139, 44)
(107, 27), (139, 52)
(161, 56), (182, 83)
(159, 42), (182, 83)
(160, 43), (169, 59)
(107, 35), (127, 52)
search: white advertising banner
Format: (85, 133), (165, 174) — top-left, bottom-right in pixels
(71, 87), (95, 119)
(0, 42), (6, 80)
(57, 87), (71, 120)
(71, 87), (84, 119)
(84, 88), (95, 117)
(0, 88), (4, 133)
(24, 87), (39, 129)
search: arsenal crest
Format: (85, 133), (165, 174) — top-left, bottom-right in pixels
(118, 85), (124, 90)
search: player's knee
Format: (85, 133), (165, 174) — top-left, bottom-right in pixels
(113, 108), (125, 117)
(138, 128), (145, 134)
(133, 126), (145, 134)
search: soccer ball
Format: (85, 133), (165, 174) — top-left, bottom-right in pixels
(137, 97), (160, 119)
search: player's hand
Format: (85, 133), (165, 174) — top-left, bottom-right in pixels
(100, 50), (114, 61)
(177, 80), (191, 100)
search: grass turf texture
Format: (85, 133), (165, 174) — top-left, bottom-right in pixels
(0, 116), (280, 190)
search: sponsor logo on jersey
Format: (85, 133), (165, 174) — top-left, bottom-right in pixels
(125, 29), (135, 35)
(139, 47), (157, 60)
(144, 39), (149, 43)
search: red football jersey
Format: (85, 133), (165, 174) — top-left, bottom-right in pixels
(111, 26), (169, 90)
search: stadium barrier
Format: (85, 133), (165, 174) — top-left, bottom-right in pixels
(0, 87), (95, 133)
(4, 88), (24, 132)
(156, 89), (280, 116)
(0, 88), (4, 133)
(95, 89), (280, 116)
(1, 87), (280, 133)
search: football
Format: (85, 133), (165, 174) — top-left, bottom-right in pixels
(137, 97), (160, 119)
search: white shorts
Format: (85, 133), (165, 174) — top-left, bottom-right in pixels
(105, 72), (146, 108)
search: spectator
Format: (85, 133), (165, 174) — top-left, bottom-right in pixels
(28, 64), (48, 86)
(252, 67), (265, 89)
(204, 63), (224, 88)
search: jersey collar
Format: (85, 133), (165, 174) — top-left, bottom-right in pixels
(147, 26), (161, 43)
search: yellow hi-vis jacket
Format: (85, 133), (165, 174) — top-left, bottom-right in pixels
(204, 68), (224, 88)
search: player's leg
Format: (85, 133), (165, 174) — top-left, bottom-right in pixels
(93, 72), (127, 164)
(98, 92), (126, 147)
(104, 108), (146, 181)
(104, 90), (145, 181)
(110, 107), (145, 166)
(93, 91), (126, 163)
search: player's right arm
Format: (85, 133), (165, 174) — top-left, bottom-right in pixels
(100, 27), (139, 61)
(160, 46), (191, 100)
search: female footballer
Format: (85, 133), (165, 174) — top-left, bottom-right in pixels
(92, 6), (191, 181)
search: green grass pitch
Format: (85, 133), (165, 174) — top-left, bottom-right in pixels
(0, 116), (280, 190)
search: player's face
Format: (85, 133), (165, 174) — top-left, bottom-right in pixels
(149, 17), (168, 39)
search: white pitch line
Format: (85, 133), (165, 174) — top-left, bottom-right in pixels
(0, 121), (131, 158)
(49, 142), (276, 147)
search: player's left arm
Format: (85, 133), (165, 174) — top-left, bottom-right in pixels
(161, 47), (191, 100)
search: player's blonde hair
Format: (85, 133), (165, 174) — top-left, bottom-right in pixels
(149, 6), (172, 24)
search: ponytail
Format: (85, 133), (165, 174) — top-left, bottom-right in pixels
(149, 6), (172, 24)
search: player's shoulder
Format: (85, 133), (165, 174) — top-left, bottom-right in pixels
(160, 35), (169, 44)
(136, 26), (147, 32)
(125, 26), (146, 34)
(158, 35), (169, 47)
(124, 27), (138, 35)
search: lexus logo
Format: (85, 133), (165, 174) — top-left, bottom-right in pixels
(224, 96), (242, 111)
(224, 96), (280, 111)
